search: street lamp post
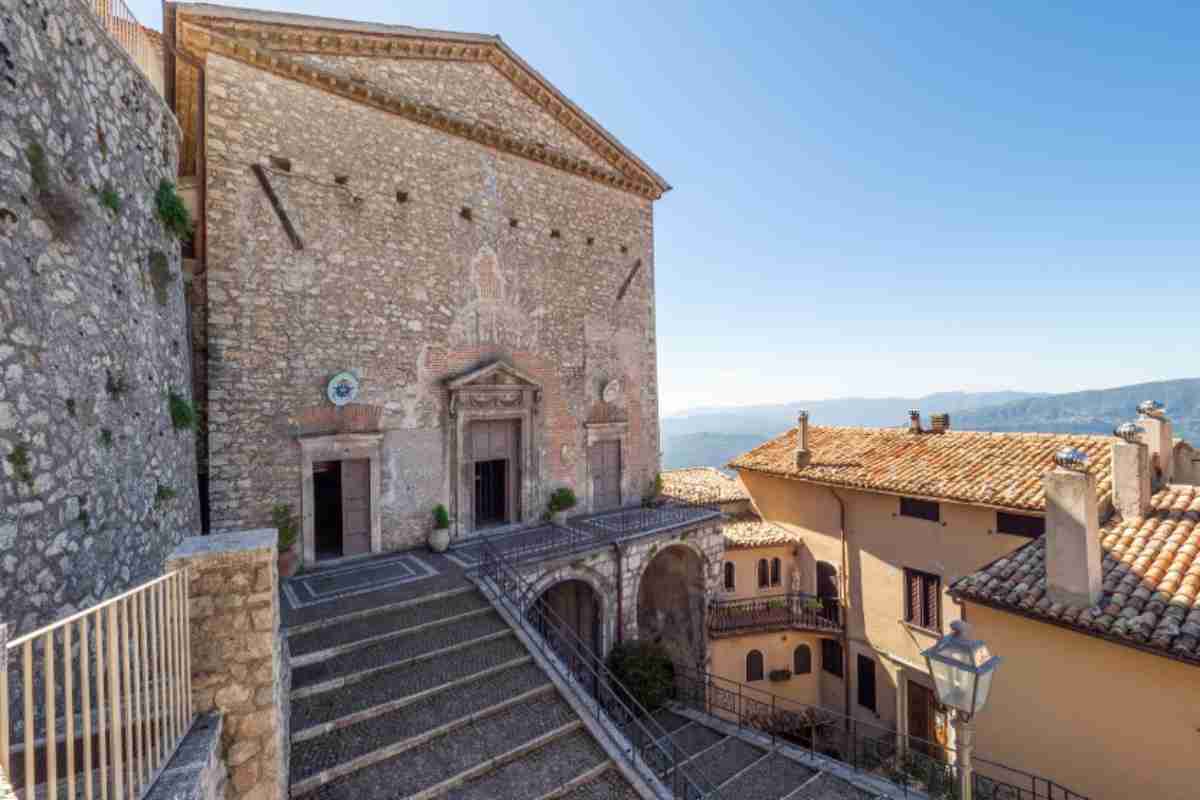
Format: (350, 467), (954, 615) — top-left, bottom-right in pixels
(921, 620), (1003, 800)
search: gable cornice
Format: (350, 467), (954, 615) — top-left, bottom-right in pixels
(176, 11), (669, 198)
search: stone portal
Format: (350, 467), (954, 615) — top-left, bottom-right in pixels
(637, 544), (708, 668)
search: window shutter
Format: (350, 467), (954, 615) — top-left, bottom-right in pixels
(922, 574), (940, 630)
(771, 558), (781, 587)
(907, 572), (920, 623)
(757, 559), (769, 589)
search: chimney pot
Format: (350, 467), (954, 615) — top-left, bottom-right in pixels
(930, 413), (950, 433)
(908, 410), (922, 434)
(1044, 451), (1102, 607)
(795, 410), (811, 468)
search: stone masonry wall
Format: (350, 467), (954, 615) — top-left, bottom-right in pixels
(0, 0), (200, 634)
(200, 51), (660, 550)
(167, 530), (286, 800)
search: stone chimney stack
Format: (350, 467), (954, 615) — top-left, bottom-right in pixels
(795, 410), (811, 468)
(908, 410), (922, 434)
(1112, 422), (1151, 520)
(1044, 448), (1102, 608)
(930, 413), (950, 434)
(1137, 400), (1173, 484)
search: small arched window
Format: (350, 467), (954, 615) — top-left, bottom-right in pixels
(746, 649), (764, 682)
(770, 557), (782, 587)
(723, 561), (736, 591)
(793, 644), (812, 675)
(757, 559), (769, 589)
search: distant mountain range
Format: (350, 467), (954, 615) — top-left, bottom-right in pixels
(661, 379), (1200, 471)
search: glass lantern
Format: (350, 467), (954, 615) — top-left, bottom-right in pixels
(921, 620), (1002, 719)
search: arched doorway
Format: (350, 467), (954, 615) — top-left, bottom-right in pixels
(526, 579), (602, 662)
(637, 544), (706, 668)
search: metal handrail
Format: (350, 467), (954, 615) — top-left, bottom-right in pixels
(707, 592), (842, 635)
(468, 538), (724, 799)
(671, 665), (1088, 800)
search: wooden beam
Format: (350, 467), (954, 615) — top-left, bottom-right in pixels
(250, 164), (304, 250)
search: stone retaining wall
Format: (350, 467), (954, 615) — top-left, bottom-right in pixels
(167, 530), (285, 800)
(0, 0), (199, 635)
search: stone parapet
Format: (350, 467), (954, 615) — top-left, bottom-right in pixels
(167, 530), (285, 800)
(144, 713), (227, 800)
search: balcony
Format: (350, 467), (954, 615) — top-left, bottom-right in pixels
(708, 592), (842, 637)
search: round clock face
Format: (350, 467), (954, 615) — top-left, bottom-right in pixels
(327, 372), (360, 407)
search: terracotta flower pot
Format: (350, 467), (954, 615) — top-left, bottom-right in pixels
(428, 526), (450, 553)
(278, 546), (299, 578)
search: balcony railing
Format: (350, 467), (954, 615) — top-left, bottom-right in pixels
(708, 592), (842, 637)
(2, 571), (193, 800)
(86, 0), (163, 92)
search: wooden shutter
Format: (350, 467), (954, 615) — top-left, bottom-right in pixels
(757, 559), (769, 589)
(723, 562), (735, 591)
(770, 558), (781, 587)
(746, 650), (764, 682)
(923, 574), (940, 630)
(793, 645), (811, 675)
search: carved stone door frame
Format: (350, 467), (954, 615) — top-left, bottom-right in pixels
(297, 432), (384, 566)
(446, 362), (541, 540)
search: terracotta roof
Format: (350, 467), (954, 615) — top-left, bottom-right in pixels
(730, 426), (1116, 513)
(722, 513), (803, 549)
(951, 486), (1200, 665)
(660, 468), (748, 505)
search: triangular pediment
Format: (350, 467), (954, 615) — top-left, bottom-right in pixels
(445, 361), (540, 390)
(171, 4), (669, 198)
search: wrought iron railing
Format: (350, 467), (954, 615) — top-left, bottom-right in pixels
(671, 666), (1087, 800)
(85, 0), (163, 92)
(468, 538), (724, 799)
(568, 501), (722, 540)
(2, 571), (193, 800)
(707, 592), (842, 636)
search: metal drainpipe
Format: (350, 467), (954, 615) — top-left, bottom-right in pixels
(826, 487), (851, 725)
(612, 541), (624, 644)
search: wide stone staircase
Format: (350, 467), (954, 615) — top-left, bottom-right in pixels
(285, 586), (641, 800)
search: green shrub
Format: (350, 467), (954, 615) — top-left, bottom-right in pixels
(433, 504), (450, 529)
(26, 142), (49, 190)
(6, 444), (34, 486)
(168, 391), (195, 430)
(65, 398), (76, 418)
(272, 504), (299, 552)
(154, 483), (177, 508)
(99, 185), (122, 214)
(606, 641), (675, 714)
(547, 486), (577, 513)
(155, 180), (194, 240)
(105, 369), (128, 399)
(99, 429), (114, 448)
(147, 250), (175, 306)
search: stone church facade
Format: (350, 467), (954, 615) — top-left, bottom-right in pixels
(165, 4), (671, 564)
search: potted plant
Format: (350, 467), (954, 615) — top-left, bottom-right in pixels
(429, 504), (451, 552)
(547, 487), (577, 526)
(273, 504), (299, 578)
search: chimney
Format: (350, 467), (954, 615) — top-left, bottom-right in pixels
(795, 410), (811, 468)
(1137, 400), (1173, 484)
(930, 413), (950, 434)
(908, 409), (922, 434)
(1112, 422), (1150, 519)
(1044, 448), (1102, 608)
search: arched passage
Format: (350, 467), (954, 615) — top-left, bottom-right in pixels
(527, 579), (602, 662)
(637, 544), (707, 668)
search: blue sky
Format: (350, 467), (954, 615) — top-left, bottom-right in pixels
(133, 1), (1200, 413)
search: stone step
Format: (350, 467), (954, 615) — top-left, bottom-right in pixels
(302, 692), (582, 800)
(291, 610), (509, 690)
(649, 708), (694, 733)
(288, 588), (490, 657)
(662, 721), (726, 758)
(289, 661), (553, 787)
(440, 728), (608, 799)
(291, 634), (529, 731)
(689, 736), (768, 788)
(551, 767), (642, 800)
(719, 752), (819, 798)
(781, 773), (875, 800)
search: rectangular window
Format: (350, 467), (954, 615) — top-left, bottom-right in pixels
(899, 497), (940, 522)
(904, 568), (941, 632)
(996, 512), (1045, 538)
(770, 558), (781, 587)
(821, 639), (843, 678)
(857, 654), (877, 712)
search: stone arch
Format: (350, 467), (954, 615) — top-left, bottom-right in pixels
(635, 542), (709, 669)
(524, 564), (614, 659)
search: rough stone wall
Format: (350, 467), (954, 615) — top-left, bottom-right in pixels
(202, 52), (660, 550)
(0, 0), (199, 634)
(167, 530), (285, 800)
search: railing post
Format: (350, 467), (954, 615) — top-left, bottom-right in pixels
(0, 620), (7, 779)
